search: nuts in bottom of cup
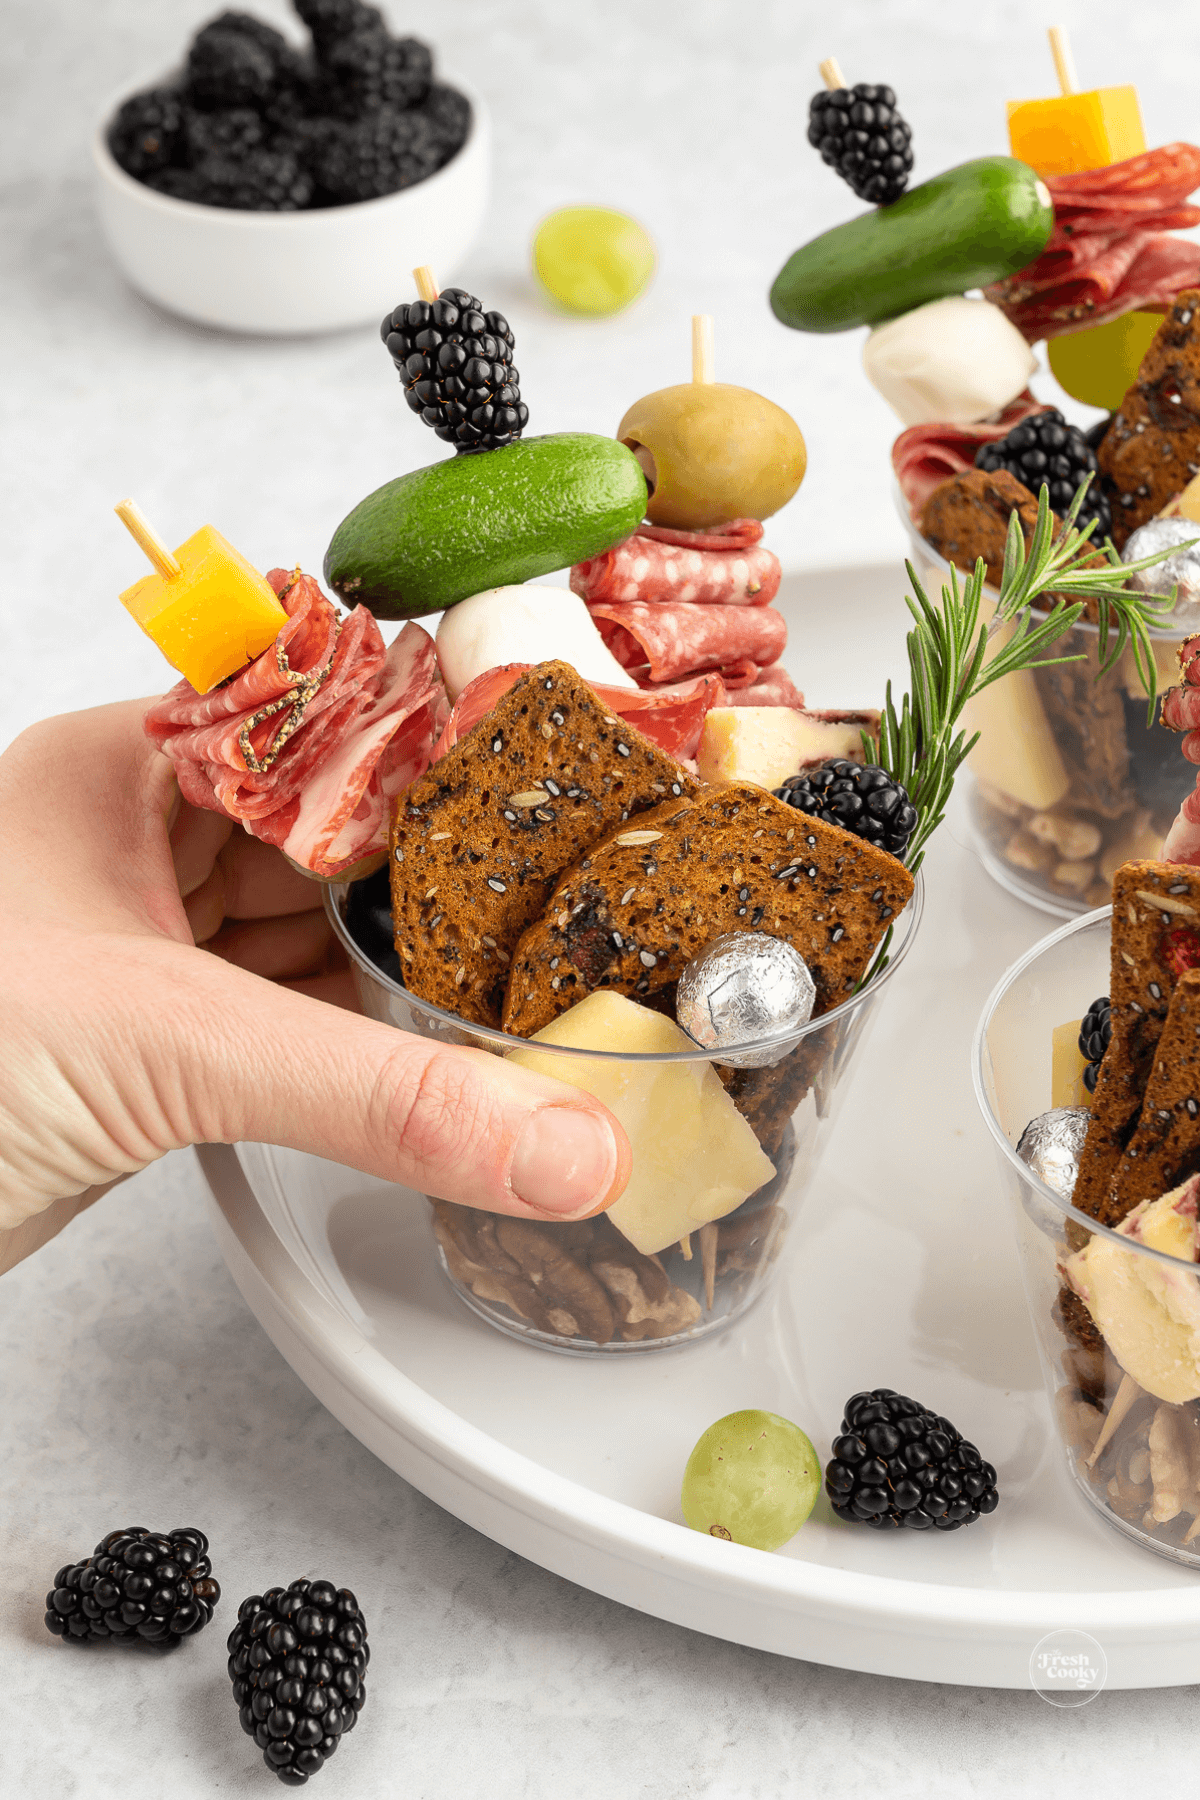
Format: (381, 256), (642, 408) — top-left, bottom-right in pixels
(431, 1193), (787, 1346)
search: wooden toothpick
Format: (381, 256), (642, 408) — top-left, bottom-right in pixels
(819, 56), (847, 92)
(412, 265), (439, 304)
(1086, 1370), (1142, 1469)
(1048, 25), (1077, 96)
(699, 1221), (718, 1311)
(114, 498), (181, 581)
(691, 314), (714, 384)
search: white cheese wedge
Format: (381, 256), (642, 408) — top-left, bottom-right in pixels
(864, 295), (1037, 428)
(697, 706), (867, 789)
(508, 990), (774, 1256)
(1065, 1178), (1200, 1403)
(436, 584), (635, 700)
(963, 611), (1070, 811)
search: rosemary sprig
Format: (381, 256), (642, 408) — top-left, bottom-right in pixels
(877, 479), (1186, 876)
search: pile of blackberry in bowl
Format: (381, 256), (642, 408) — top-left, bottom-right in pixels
(107, 2), (471, 210)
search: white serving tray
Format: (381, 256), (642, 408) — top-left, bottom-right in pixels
(197, 567), (1200, 1688)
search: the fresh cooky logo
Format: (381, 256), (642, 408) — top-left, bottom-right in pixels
(1029, 1628), (1107, 1707)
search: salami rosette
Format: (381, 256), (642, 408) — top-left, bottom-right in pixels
(986, 144), (1200, 340)
(589, 599), (787, 687)
(571, 519), (781, 608)
(433, 663), (725, 764)
(145, 569), (445, 880)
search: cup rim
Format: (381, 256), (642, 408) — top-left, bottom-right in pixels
(971, 901), (1200, 1273)
(890, 476), (1189, 643)
(92, 65), (485, 225)
(324, 866), (925, 1064)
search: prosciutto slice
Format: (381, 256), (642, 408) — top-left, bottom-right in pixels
(145, 569), (444, 879)
(588, 600), (787, 687)
(433, 663), (725, 764)
(985, 144), (1200, 340)
(892, 393), (1048, 517)
(571, 519), (781, 607)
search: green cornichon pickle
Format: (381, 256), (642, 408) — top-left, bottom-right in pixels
(770, 156), (1054, 334)
(324, 433), (648, 619)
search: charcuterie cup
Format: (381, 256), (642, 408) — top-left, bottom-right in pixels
(896, 484), (1192, 920)
(325, 873), (923, 1356)
(974, 906), (1200, 1568)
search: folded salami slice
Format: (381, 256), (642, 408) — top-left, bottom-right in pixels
(892, 393), (1047, 517)
(433, 663), (725, 764)
(571, 520), (781, 607)
(588, 600), (787, 686)
(145, 568), (444, 879)
(985, 143), (1200, 340)
(722, 663), (806, 708)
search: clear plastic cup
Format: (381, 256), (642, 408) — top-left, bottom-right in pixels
(324, 875), (923, 1356)
(974, 906), (1200, 1569)
(895, 483), (1189, 920)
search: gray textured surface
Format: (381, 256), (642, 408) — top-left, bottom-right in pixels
(4, 0), (1200, 1793)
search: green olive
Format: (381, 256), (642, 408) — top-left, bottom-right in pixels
(616, 383), (806, 529)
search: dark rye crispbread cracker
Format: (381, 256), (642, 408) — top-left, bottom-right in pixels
(1107, 969), (1200, 1217)
(501, 781), (913, 1036)
(1072, 859), (1200, 1226)
(389, 661), (696, 1026)
(1097, 290), (1200, 548)
(920, 467), (1042, 592)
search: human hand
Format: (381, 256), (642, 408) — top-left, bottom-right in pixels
(0, 701), (630, 1272)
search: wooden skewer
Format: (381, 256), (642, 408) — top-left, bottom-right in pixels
(699, 1221), (718, 1311)
(114, 498), (181, 581)
(691, 314), (714, 385)
(1086, 1370), (1143, 1469)
(819, 56), (847, 92)
(412, 265), (438, 304)
(1048, 25), (1077, 97)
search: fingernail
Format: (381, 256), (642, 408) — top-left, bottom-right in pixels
(509, 1107), (619, 1217)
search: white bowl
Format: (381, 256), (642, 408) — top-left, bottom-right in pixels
(92, 73), (490, 335)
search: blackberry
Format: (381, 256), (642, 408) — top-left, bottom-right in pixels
(44, 1526), (219, 1646)
(228, 1579), (368, 1785)
(807, 83), (913, 206)
(419, 82), (472, 156)
(344, 866), (400, 984)
(186, 20), (280, 110)
(293, 0), (378, 51)
(773, 760), (917, 859)
(108, 87), (186, 178)
(825, 1389), (999, 1530)
(321, 28), (432, 116)
(381, 286), (528, 452)
(155, 148), (313, 211)
(975, 408), (1112, 540)
(1079, 994), (1112, 1094)
(312, 108), (440, 203)
(181, 105), (267, 166)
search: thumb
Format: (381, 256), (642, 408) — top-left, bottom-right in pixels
(176, 952), (632, 1222)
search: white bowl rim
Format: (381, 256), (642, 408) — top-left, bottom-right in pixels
(92, 65), (486, 226)
(325, 868), (925, 1064)
(971, 900), (1200, 1272)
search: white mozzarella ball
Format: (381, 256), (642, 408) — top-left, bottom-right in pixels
(435, 584), (638, 700)
(864, 295), (1037, 428)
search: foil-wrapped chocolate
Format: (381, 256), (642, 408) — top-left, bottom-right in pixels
(676, 932), (816, 1069)
(1123, 517), (1200, 629)
(1016, 1107), (1091, 1200)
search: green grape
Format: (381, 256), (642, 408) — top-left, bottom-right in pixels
(532, 206), (656, 317)
(681, 1410), (821, 1551)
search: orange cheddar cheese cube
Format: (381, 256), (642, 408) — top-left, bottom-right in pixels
(120, 525), (287, 694)
(1006, 86), (1145, 178)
